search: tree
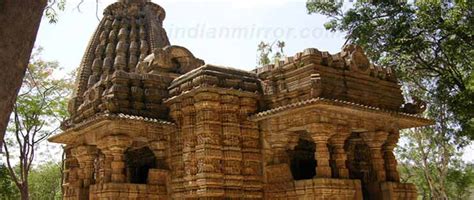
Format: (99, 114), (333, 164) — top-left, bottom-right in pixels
(306, 0), (474, 138)
(395, 75), (474, 199)
(28, 162), (62, 200)
(306, 1), (474, 198)
(0, 162), (63, 200)
(257, 40), (286, 66)
(0, 0), (65, 149)
(446, 164), (474, 200)
(397, 131), (474, 200)
(397, 126), (472, 199)
(2, 48), (72, 200)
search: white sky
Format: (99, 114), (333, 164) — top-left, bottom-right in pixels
(36, 0), (347, 73)
(24, 0), (473, 164)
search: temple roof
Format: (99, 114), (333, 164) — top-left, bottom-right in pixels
(63, 1), (205, 127)
(69, 0), (170, 115)
(62, 1), (428, 131)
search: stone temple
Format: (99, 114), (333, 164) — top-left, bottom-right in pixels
(49, 0), (432, 199)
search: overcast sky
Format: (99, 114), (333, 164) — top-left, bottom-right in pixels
(24, 0), (474, 164)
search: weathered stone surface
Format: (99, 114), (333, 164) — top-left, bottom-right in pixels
(49, 1), (434, 199)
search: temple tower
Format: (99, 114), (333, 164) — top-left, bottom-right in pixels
(51, 0), (204, 199)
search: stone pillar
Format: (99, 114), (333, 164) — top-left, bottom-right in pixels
(221, 94), (243, 197)
(148, 138), (169, 173)
(271, 141), (289, 165)
(150, 140), (167, 163)
(99, 154), (113, 183)
(97, 135), (132, 183)
(360, 131), (388, 182)
(71, 145), (98, 188)
(308, 123), (336, 178)
(383, 131), (400, 182)
(240, 96), (262, 199)
(193, 91), (224, 197)
(63, 146), (81, 200)
(110, 149), (127, 183)
(169, 98), (188, 198)
(329, 127), (351, 179)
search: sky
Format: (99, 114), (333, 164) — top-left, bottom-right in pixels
(10, 0), (474, 164)
(36, 0), (347, 73)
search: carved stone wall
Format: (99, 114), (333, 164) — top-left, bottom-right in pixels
(256, 45), (404, 111)
(166, 64), (262, 199)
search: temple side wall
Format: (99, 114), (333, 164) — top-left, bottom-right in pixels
(167, 88), (262, 199)
(58, 119), (174, 200)
(257, 106), (417, 200)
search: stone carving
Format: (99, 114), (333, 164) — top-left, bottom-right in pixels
(137, 46), (205, 74)
(49, 0), (433, 199)
(342, 44), (371, 72)
(401, 96), (427, 114)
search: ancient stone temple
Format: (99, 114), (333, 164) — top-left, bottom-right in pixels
(48, 0), (432, 199)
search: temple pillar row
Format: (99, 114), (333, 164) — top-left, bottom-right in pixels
(168, 97), (191, 197)
(180, 97), (196, 195)
(220, 94), (243, 195)
(269, 123), (401, 182)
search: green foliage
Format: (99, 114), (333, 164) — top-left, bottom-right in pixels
(257, 41), (272, 66)
(0, 165), (19, 200)
(2, 47), (72, 199)
(397, 126), (472, 199)
(28, 162), (62, 200)
(308, 1), (474, 198)
(307, 0), (474, 138)
(257, 40), (286, 66)
(9, 47), (73, 135)
(45, 0), (66, 23)
(446, 164), (474, 199)
(0, 162), (63, 200)
(399, 159), (474, 200)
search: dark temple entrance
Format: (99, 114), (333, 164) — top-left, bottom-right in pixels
(124, 147), (157, 184)
(345, 133), (373, 200)
(288, 136), (317, 180)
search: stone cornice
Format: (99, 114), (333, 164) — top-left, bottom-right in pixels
(49, 112), (175, 144)
(251, 98), (433, 128)
(165, 86), (260, 104)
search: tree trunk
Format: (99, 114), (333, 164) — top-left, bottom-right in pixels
(0, 0), (47, 148)
(20, 183), (30, 200)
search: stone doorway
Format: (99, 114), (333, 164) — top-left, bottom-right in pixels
(124, 147), (157, 184)
(345, 133), (372, 199)
(288, 133), (317, 180)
